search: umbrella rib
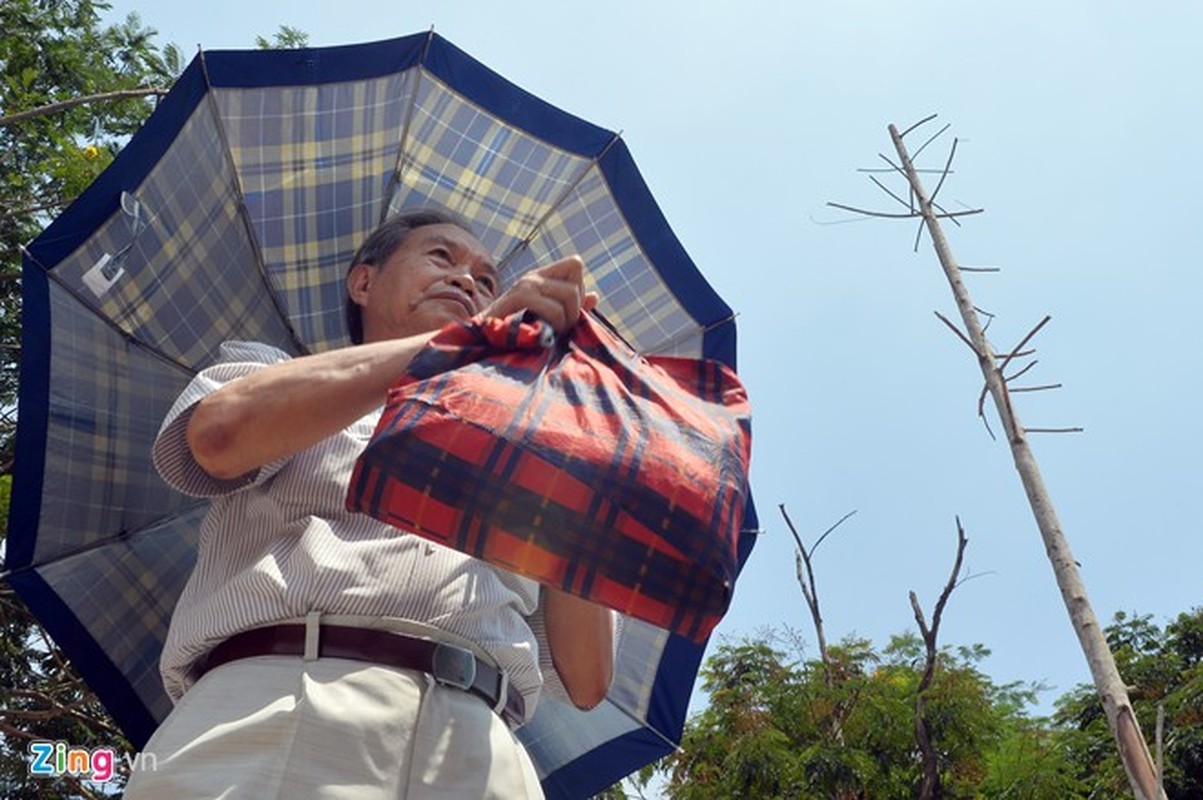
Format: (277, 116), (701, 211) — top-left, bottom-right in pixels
(196, 49), (311, 356)
(0, 499), (210, 579)
(496, 131), (625, 274)
(379, 29), (436, 227)
(607, 697), (681, 752)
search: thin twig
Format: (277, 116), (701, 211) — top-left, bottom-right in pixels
(878, 152), (908, 178)
(997, 316), (1052, 376)
(912, 122), (952, 163)
(932, 199), (964, 228)
(899, 113), (939, 139)
(977, 386), (997, 441)
(1004, 360), (1039, 383)
(827, 201), (920, 219)
(1024, 427), (1085, 434)
(928, 137), (959, 205)
(869, 175), (914, 211)
(953, 569), (996, 590)
(934, 311), (979, 355)
(810, 509), (858, 558)
(825, 202), (982, 221)
(1010, 384), (1062, 393)
(857, 167), (952, 175)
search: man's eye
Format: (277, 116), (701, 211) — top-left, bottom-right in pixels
(431, 248), (452, 263)
(477, 275), (498, 295)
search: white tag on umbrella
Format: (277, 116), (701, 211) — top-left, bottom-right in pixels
(81, 192), (145, 298)
(82, 253), (124, 298)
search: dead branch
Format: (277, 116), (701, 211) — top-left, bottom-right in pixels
(912, 123), (953, 165)
(928, 137), (959, 205)
(857, 167), (951, 175)
(899, 113), (939, 138)
(1009, 383), (1062, 393)
(910, 519), (969, 675)
(1003, 360), (1039, 383)
(826, 201), (984, 221)
(779, 504), (857, 672)
(976, 385), (997, 441)
(869, 175), (914, 212)
(909, 518), (969, 800)
(934, 311), (979, 355)
(997, 315), (1052, 376)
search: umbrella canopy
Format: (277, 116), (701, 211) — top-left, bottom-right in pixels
(5, 31), (758, 799)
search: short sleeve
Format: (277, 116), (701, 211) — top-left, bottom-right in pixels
(152, 341), (293, 497)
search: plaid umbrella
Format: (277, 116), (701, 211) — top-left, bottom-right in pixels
(4, 31), (758, 799)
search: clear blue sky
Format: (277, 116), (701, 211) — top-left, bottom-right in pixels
(103, 0), (1203, 725)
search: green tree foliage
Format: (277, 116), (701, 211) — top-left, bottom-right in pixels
(256, 25), (310, 49)
(598, 615), (1201, 799)
(645, 629), (1083, 800)
(1055, 610), (1203, 799)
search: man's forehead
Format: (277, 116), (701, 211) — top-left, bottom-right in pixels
(413, 225), (495, 269)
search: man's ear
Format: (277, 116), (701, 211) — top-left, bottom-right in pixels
(346, 263), (376, 306)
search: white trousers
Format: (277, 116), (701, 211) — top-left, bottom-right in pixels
(123, 656), (544, 799)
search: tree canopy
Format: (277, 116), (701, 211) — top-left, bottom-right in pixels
(600, 612), (1202, 799)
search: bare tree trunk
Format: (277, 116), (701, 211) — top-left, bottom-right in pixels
(887, 122), (1165, 800)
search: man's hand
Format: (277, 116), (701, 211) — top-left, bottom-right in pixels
(483, 256), (599, 334)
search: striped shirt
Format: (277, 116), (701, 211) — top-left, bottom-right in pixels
(152, 340), (571, 719)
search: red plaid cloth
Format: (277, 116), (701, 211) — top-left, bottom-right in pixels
(346, 312), (751, 641)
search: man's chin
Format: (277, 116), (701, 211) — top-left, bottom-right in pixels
(410, 309), (472, 336)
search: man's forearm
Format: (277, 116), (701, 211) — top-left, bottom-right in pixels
(544, 587), (614, 709)
(187, 333), (436, 480)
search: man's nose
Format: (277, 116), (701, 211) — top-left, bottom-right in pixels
(446, 271), (476, 294)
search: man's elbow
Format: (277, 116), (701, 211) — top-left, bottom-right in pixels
(186, 398), (248, 480)
(556, 657), (613, 710)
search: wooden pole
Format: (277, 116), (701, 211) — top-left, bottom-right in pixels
(886, 122), (1165, 800)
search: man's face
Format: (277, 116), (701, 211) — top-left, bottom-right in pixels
(350, 223), (499, 342)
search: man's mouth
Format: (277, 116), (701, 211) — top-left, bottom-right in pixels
(426, 291), (476, 317)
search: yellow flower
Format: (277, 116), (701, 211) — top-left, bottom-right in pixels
(82, 144), (100, 161)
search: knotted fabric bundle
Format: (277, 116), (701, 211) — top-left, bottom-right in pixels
(346, 311), (751, 641)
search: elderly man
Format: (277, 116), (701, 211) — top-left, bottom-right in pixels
(125, 208), (615, 799)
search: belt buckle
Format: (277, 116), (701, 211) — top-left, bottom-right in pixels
(431, 642), (477, 692)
